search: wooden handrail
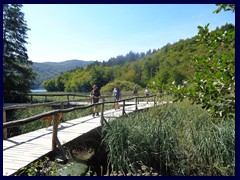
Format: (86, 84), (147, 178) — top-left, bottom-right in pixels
(3, 95), (156, 129)
(3, 94), (156, 145)
(3, 98), (89, 110)
(3, 103), (96, 129)
(3, 94), (156, 152)
(27, 93), (89, 97)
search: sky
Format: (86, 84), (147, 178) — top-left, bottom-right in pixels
(22, 4), (235, 63)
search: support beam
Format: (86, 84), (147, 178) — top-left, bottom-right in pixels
(3, 110), (7, 140)
(135, 97), (138, 111)
(52, 114), (58, 150)
(55, 137), (68, 162)
(122, 100), (127, 116)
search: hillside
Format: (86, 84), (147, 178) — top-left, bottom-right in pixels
(41, 23), (234, 93)
(31, 59), (94, 89)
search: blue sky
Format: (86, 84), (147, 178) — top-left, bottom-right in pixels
(22, 4), (235, 63)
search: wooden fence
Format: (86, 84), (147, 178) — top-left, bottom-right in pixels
(27, 93), (89, 103)
(3, 94), (157, 153)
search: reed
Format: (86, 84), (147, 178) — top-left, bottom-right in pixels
(102, 100), (235, 175)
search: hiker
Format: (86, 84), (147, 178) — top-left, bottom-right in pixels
(113, 85), (121, 110)
(133, 86), (138, 97)
(158, 89), (162, 104)
(145, 86), (150, 104)
(90, 84), (101, 117)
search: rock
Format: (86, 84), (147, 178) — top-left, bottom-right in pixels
(71, 147), (95, 161)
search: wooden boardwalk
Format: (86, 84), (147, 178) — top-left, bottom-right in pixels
(3, 101), (164, 176)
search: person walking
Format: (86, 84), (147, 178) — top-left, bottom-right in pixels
(133, 86), (138, 97)
(113, 85), (121, 110)
(145, 86), (150, 104)
(158, 89), (162, 104)
(90, 84), (101, 117)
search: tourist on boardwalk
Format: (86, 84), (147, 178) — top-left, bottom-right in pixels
(113, 85), (121, 110)
(158, 89), (162, 104)
(90, 84), (101, 117)
(145, 86), (150, 104)
(133, 86), (138, 97)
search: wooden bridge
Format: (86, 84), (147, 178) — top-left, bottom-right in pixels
(3, 95), (165, 176)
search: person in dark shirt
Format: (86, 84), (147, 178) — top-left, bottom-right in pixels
(90, 84), (101, 117)
(133, 86), (138, 97)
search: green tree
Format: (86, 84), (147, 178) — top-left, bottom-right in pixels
(170, 5), (235, 118)
(3, 4), (36, 102)
(42, 79), (56, 91)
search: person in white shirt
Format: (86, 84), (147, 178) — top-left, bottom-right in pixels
(145, 87), (150, 104)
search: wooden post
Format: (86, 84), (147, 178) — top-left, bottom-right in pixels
(52, 114), (58, 150)
(135, 97), (138, 111)
(61, 102), (64, 109)
(60, 102), (64, 122)
(3, 110), (7, 140)
(55, 137), (68, 161)
(67, 95), (70, 106)
(122, 100), (126, 116)
(154, 95), (157, 107)
(100, 98), (109, 127)
(100, 98), (105, 126)
(31, 95), (33, 104)
(45, 95), (47, 102)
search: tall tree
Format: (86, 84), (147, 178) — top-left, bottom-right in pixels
(3, 4), (36, 102)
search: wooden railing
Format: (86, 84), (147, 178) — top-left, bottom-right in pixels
(27, 93), (90, 103)
(3, 95), (157, 155)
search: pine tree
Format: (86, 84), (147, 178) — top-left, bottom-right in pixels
(3, 4), (36, 102)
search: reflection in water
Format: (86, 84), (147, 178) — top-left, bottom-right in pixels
(57, 160), (88, 176)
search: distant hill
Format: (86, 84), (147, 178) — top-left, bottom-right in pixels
(31, 59), (94, 89)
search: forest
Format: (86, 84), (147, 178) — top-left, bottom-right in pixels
(42, 23), (234, 95)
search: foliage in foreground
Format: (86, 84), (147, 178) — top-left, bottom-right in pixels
(15, 157), (59, 176)
(170, 5), (235, 119)
(102, 101), (235, 176)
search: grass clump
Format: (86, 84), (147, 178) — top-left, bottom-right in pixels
(102, 100), (235, 176)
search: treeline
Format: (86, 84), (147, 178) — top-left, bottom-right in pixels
(101, 49), (157, 67)
(42, 23), (234, 93)
(31, 60), (94, 89)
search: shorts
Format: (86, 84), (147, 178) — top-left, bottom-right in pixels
(114, 97), (120, 101)
(92, 98), (99, 104)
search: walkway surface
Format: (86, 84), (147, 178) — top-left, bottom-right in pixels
(3, 101), (166, 176)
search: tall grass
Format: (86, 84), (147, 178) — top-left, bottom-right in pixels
(102, 100), (235, 176)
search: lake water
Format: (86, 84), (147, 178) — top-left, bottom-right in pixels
(30, 89), (47, 93)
